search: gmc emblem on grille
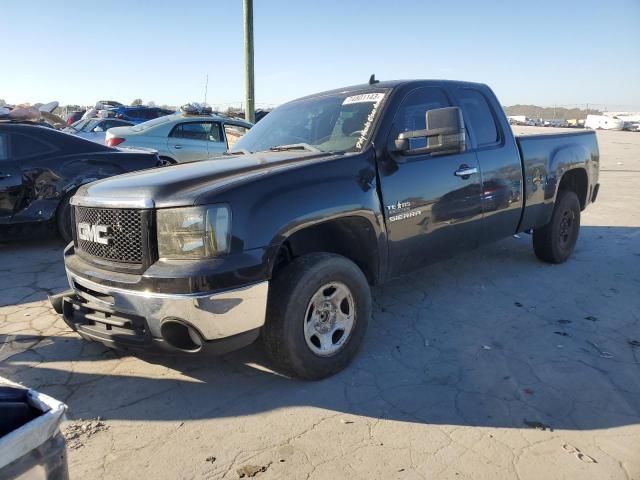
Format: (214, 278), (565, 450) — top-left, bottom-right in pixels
(77, 222), (112, 245)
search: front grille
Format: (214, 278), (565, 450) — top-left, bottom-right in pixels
(74, 206), (144, 264)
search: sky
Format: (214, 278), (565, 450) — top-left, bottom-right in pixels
(1, 0), (639, 110)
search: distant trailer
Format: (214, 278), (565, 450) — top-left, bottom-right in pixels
(585, 114), (624, 131)
(508, 115), (527, 124)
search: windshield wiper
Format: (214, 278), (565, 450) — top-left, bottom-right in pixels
(268, 143), (321, 153)
(224, 148), (251, 155)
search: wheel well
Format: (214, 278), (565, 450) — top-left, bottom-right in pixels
(272, 217), (380, 285)
(55, 187), (78, 219)
(558, 168), (588, 210)
(159, 156), (177, 165)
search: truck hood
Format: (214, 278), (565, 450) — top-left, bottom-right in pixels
(74, 151), (341, 208)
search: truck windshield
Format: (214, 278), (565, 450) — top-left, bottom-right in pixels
(230, 90), (388, 154)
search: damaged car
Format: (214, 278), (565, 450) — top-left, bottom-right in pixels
(0, 121), (162, 242)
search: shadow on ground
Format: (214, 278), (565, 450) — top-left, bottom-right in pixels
(1, 226), (639, 432)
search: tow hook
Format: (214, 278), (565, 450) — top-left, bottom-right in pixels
(48, 289), (75, 314)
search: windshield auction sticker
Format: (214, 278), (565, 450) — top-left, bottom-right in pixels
(345, 93), (386, 149)
(342, 93), (386, 105)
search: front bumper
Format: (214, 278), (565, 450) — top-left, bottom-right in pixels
(57, 269), (269, 354)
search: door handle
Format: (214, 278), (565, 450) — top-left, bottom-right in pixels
(173, 145), (182, 149)
(454, 166), (478, 178)
(0, 173), (11, 179)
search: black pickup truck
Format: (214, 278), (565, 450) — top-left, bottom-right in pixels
(0, 122), (161, 242)
(51, 79), (599, 379)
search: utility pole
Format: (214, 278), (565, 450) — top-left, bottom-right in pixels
(243, 0), (255, 123)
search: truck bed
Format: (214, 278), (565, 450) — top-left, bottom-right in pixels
(515, 129), (599, 232)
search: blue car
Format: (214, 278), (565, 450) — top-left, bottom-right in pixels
(111, 106), (174, 124)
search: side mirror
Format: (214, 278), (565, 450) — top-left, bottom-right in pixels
(93, 126), (104, 132)
(394, 106), (465, 156)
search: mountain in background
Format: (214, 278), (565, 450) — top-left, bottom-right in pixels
(503, 105), (602, 120)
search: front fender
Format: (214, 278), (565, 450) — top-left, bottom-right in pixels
(215, 150), (389, 279)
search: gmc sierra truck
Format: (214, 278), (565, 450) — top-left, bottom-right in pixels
(50, 79), (600, 379)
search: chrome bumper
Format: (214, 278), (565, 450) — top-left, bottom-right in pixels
(65, 269), (269, 341)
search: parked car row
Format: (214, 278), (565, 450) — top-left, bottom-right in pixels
(105, 112), (252, 164)
(0, 104), (254, 242)
(111, 106), (175, 123)
(65, 104), (174, 126)
(509, 114), (639, 131)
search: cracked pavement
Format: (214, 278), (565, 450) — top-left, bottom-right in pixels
(1, 127), (639, 479)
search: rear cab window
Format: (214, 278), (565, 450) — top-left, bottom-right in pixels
(455, 88), (500, 147)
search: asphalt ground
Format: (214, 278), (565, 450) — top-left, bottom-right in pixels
(1, 126), (639, 479)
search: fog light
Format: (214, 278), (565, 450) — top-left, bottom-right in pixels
(160, 319), (202, 352)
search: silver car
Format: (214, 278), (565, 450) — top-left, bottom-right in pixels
(104, 113), (252, 164)
(64, 118), (133, 144)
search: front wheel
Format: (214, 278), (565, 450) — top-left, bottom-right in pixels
(263, 253), (371, 380)
(533, 190), (581, 264)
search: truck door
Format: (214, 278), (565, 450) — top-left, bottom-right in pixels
(0, 131), (24, 220)
(378, 86), (483, 277)
(453, 86), (524, 244)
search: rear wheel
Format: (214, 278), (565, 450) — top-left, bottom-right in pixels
(263, 253), (371, 380)
(533, 190), (581, 264)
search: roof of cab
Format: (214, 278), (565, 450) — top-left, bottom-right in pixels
(293, 79), (491, 102)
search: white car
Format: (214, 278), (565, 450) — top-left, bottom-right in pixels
(105, 113), (252, 164)
(584, 114), (624, 131)
(63, 118), (133, 144)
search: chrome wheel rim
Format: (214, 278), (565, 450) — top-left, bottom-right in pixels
(303, 282), (355, 357)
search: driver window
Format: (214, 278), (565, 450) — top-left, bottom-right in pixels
(392, 87), (450, 150)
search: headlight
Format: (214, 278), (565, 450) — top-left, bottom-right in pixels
(157, 205), (231, 259)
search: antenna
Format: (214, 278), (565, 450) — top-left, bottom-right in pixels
(204, 74), (209, 105)
(369, 74), (379, 85)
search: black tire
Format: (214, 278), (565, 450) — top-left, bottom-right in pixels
(262, 253), (371, 380)
(159, 156), (176, 166)
(56, 191), (75, 244)
(533, 190), (581, 264)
